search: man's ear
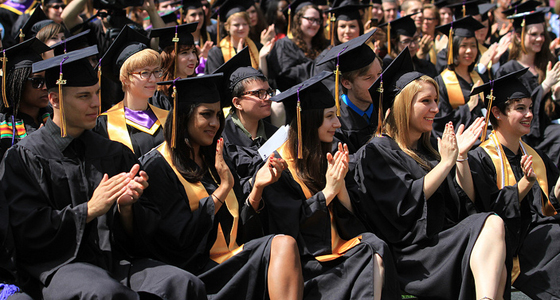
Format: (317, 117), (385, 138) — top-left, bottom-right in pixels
(48, 91), (59, 108)
(341, 77), (352, 90)
(232, 97), (242, 111)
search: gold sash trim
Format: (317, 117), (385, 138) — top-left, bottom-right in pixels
(440, 69), (483, 110)
(157, 142), (242, 264)
(277, 142), (362, 262)
(104, 101), (168, 153)
(480, 131), (557, 282)
(219, 37), (259, 70)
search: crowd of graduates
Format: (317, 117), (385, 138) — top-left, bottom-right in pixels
(1, 0), (560, 299)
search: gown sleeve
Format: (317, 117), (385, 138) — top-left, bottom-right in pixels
(204, 47), (225, 74)
(266, 37), (314, 91)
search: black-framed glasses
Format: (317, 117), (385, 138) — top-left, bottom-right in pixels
(27, 77), (46, 89)
(241, 88), (275, 100)
(302, 16), (321, 25)
(130, 70), (164, 79)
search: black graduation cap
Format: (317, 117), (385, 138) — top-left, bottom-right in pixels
(271, 70), (334, 158)
(470, 67), (531, 141)
(436, 16), (484, 65)
(378, 15), (416, 55)
(158, 9), (181, 24)
(13, 6), (49, 42)
(98, 25), (150, 84)
(183, 0), (203, 9)
(213, 0), (254, 20)
(1, 38), (51, 108)
(157, 73), (223, 148)
(325, 0), (370, 21)
(502, 0), (541, 16)
(32, 46), (99, 137)
(433, 0), (450, 9)
(446, 0), (481, 19)
(478, 3), (496, 21)
(50, 29), (91, 56)
(316, 30), (377, 113)
(211, 46), (252, 105)
(150, 22), (198, 49)
(508, 8), (546, 54)
(368, 47), (414, 134)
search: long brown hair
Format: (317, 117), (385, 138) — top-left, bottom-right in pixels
(158, 45), (199, 96)
(291, 5), (329, 60)
(383, 75), (440, 170)
(509, 23), (556, 83)
(287, 107), (332, 194)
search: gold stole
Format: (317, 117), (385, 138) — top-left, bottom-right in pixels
(440, 69), (484, 109)
(157, 142), (244, 264)
(103, 101), (168, 153)
(480, 131), (557, 282)
(277, 142), (362, 262)
(219, 37), (259, 69)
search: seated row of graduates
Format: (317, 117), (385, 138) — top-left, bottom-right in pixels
(2, 12), (560, 300)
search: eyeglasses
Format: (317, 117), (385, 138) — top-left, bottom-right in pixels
(241, 88), (275, 100)
(399, 37), (422, 45)
(302, 16), (321, 25)
(130, 70), (164, 79)
(48, 4), (66, 9)
(27, 77), (46, 89)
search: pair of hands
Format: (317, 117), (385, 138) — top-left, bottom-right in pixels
(438, 118), (485, 166)
(88, 164), (149, 222)
(323, 143), (349, 202)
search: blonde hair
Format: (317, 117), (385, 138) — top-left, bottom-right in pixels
(383, 75), (440, 170)
(119, 48), (162, 86)
(224, 12), (251, 37)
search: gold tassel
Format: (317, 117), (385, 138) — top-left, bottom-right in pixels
(97, 62), (102, 115)
(387, 22), (391, 56)
(287, 8), (292, 39)
(217, 15), (221, 46)
(481, 88), (494, 142)
(296, 86), (302, 159)
(329, 12), (335, 46)
(1, 50), (8, 108)
(179, 7), (184, 25)
(462, 3), (466, 18)
(173, 26), (179, 78)
(447, 26), (454, 66)
(171, 84), (177, 148)
(520, 18), (527, 54)
(57, 73), (67, 137)
(335, 65), (340, 116)
(376, 77), (384, 136)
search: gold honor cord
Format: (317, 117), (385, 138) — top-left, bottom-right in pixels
(296, 86), (303, 159)
(1, 50), (8, 108)
(57, 57), (69, 137)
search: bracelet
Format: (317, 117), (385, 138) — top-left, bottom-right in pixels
(456, 157), (468, 162)
(246, 197), (265, 213)
(212, 194), (224, 204)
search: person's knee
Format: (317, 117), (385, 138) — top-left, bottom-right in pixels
(270, 235), (299, 258)
(483, 215), (506, 239)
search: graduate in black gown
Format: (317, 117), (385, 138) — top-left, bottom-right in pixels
(467, 68), (560, 300)
(0, 38), (52, 160)
(149, 22), (199, 110)
(262, 71), (401, 300)
(315, 30), (383, 154)
(139, 74), (304, 300)
(0, 47), (206, 300)
(433, 16), (488, 139)
(95, 26), (169, 158)
(378, 15), (437, 78)
(352, 49), (510, 300)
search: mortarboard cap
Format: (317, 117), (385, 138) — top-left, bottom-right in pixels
(508, 8), (547, 29)
(150, 22), (198, 49)
(158, 73), (223, 147)
(502, 0), (541, 16)
(470, 67), (531, 141)
(379, 15), (416, 55)
(159, 9), (181, 24)
(433, 0), (449, 9)
(32, 46), (99, 137)
(368, 47), (414, 134)
(211, 46), (252, 105)
(183, 0), (203, 9)
(13, 6), (49, 42)
(50, 29), (91, 56)
(98, 25), (150, 84)
(326, 0), (370, 21)
(446, 0), (480, 19)
(478, 3), (496, 21)
(213, 0), (254, 20)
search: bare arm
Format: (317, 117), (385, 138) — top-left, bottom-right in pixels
(61, 0), (88, 33)
(455, 117), (485, 202)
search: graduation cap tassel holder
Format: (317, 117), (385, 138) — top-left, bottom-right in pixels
(481, 80), (495, 142)
(171, 77), (180, 148)
(296, 85), (303, 159)
(19, 29), (25, 43)
(447, 23), (454, 66)
(173, 25), (180, 78)
(57, 57), (68, 137)
(1, 50), (9, 108)
(334, 46), (348, 117)
(521, 17), (527, 54)
(376, 74), (384, 136)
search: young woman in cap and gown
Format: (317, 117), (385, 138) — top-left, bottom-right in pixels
(181, 0), (214, 75)
(260, 71), (401, 300)
(266, 1), (329, 92)
(465, 68), (560, 300)
(139, 73), (304, 300)
(495, 9), (560, 165)
(351, 48), (509, 300)
(0, 38), (52, 160)
(433, 16), (488, 139)
(378, 15), (437, 78)
(95, 26), (168, 158)
(149, 22), (199, 110)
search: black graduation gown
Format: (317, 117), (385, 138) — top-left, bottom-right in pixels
(382, 55), (438, 78)
(140, 148), (276, 300)
(95, 113), (165, 158)
(261, 150), (401, 300)
(334, 100), (377, 155)
(469, 145), (560, 299)
(221, 114), (278, 188)
(0, 120), (172, 297)
(266, 37), (315, 92)
(0, 107), (51, 160)
(148, 90), (172, 110)
(351, 135), (504, 299)
(205, 42), (263, 74)
(433, 71), (486, 138)
(312, 46), (337, 97)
